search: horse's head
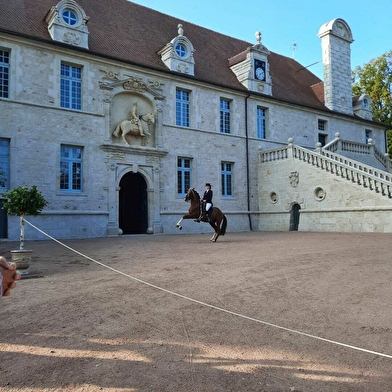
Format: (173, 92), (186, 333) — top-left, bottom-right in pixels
(148, 113), (155, 124)
(185, 187), (200, 202)
(142, 112), (155, 124)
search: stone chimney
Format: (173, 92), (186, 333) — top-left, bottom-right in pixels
(318, 19), (354, 115)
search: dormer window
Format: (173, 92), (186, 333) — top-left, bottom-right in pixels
(45, 0), (90, 49)
(62, 9), (77, 26)
(158, 24), (195, 75)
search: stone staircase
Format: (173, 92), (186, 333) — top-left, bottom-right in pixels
(259, 138), (392, 200)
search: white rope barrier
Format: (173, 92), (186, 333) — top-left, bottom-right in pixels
(24, 219), (392, 359)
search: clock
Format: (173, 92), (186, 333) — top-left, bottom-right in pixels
(254, 59), (266, 81)
(362, 98), (368, 109)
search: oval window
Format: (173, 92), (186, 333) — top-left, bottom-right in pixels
(62, 10), (78, 26)
(175, 43), (187, 58)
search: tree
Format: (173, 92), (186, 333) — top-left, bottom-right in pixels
(352, 50), (392, 125)
(2, 185), (48, 250)
(352, 51), (392, 157)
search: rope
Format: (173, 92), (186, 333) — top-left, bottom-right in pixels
(24, 219), (392, 359)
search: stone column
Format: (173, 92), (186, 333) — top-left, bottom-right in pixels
(106, 159), (120, 236)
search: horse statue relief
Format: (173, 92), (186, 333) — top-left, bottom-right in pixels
(113, 112), (155, 146)
(176, 187), (227, 242)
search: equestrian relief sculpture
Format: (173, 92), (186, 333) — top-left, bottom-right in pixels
(113, 102), (155, 146)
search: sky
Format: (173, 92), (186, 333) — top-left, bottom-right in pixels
(130, 0), (392, 80)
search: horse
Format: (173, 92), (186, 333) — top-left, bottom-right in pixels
(176, 187), (227, 242)
(113, 112), (155, 145)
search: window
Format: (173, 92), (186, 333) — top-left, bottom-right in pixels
(60, 145), (83, 192)
(257, 107), (266, 139)
(318, 119), (327, 131)
(0, 138), (10, 191)
(177, 157), (191, 196)
(365, 129), (372, 144)
(175, 44), (187, 58)
(62, 10), (78, 26)
(0, 50), (10, 99)
(176, 89), (189, 127)
(61, 63), (82, 110)
(221, 162), (233, 197)
(220, 99), (231, 134)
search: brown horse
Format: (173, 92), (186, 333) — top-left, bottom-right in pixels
(176, 188), (227, 242)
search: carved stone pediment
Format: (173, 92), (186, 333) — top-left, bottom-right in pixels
(99, 74), (165, 101)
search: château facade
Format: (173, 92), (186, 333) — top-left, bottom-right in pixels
(0, 0), (390, 241)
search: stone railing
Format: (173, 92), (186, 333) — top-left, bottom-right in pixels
(323, 133), (391, 172)
(259, 138), (392, 198)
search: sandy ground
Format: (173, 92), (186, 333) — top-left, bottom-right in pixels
(0, 230), (392, 392)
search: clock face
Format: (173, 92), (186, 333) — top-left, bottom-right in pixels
(256, 67), (265, 80)
(254, 60), (266, 81)
(362, 99), (368, 108)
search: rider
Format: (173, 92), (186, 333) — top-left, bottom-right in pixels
(197, 183), (213, 222)
(131, 101), (145, 136)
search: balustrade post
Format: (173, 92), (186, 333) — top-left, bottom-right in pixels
(315, 142), (322, 154)
(335, 132), (342, 152)
(287, 137), (294, 158)
(367, 138), (374, 157)
(384, 153), (392, 173)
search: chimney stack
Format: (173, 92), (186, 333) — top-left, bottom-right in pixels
(318, 19), (354, 115)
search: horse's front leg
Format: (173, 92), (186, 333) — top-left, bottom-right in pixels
(176, 217), (183, 230)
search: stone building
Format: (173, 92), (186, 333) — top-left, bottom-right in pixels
(0, 0), (390, 241)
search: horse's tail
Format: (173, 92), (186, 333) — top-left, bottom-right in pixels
(113, 124), (121, 137)
(220, 214), (227, 236)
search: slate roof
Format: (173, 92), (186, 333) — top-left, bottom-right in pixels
(0, 0), (325, 110)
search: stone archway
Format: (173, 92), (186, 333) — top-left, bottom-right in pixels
(119, 172), (148, 234)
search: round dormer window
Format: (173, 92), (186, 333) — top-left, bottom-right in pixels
(62, 9), (78, 26)
(175, 43), (187, 58)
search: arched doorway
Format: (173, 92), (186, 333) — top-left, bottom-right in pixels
(289, 203), (301, 231)
(119, 172), (148, 234)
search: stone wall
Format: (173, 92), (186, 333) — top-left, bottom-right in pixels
(258, 145), (392, 233)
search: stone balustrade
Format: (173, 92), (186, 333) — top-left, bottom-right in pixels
(259, 140), (392, 199)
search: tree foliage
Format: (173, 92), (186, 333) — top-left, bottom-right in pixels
(2, 185), (48, 217)
(352, 50), (392, 156)
(352, 50), (392, 126)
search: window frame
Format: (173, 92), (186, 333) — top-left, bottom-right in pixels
(0, 138), (10, 191)
(60, 144), (83, 193)
(177, 157), (192, 196)
(257, 106), (267, 139)
(62, 9), (78, 26)
(220, 98), (231, 134)
(0, 49), (10, 99)
(176, 88), (190, 127)
(317, 119), (327, 132)
(221, 161), (233, 198)
(60, 62), (82, 111)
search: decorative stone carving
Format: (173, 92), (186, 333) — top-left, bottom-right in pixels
(112, 101), (155, 146)
(123, 78), (147, 93)
(100, 69), (120, 81)
(63, 31), (80, 45)
(289, 171), (299, 187)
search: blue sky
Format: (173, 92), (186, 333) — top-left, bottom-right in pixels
(130, 0), (392, 80)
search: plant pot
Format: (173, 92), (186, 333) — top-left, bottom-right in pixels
(11, 249), (32, 275)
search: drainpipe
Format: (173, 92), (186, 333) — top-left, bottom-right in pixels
(245, 94), (252, 231)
